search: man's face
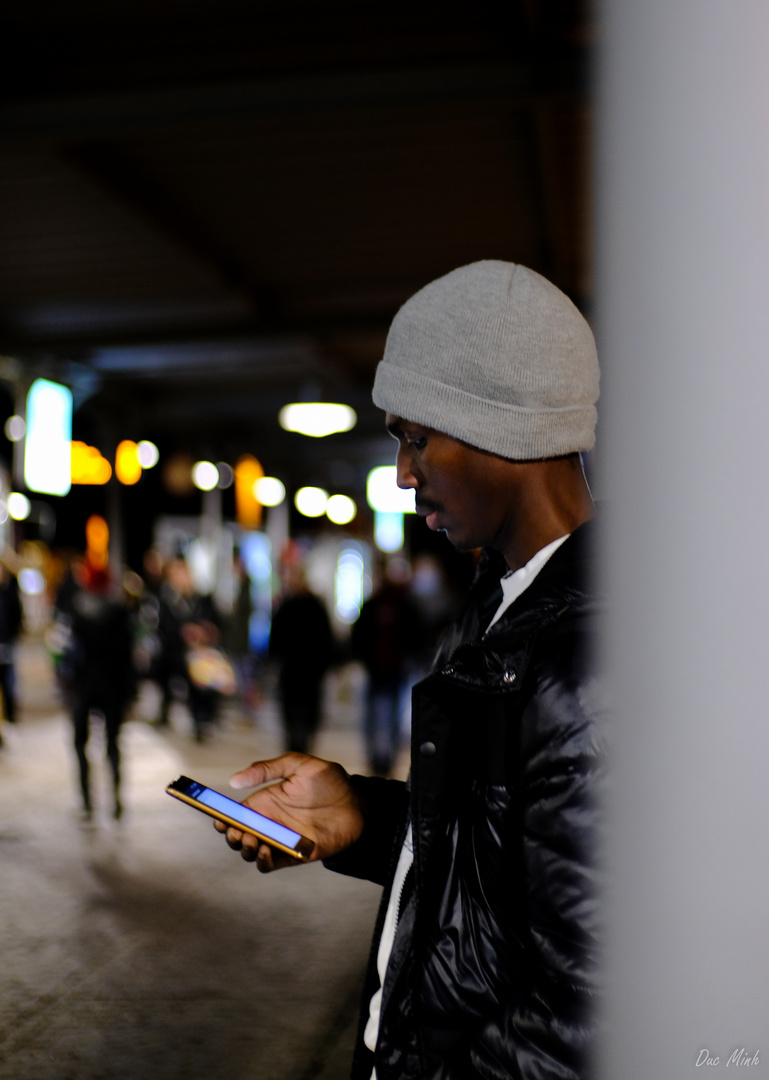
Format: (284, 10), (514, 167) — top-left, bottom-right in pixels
(385, 413), (520, 554)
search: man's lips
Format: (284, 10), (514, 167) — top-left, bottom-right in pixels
(415, 498), (441, 530)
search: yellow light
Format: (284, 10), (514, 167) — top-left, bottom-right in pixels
(71, 441), (112, 485)
(115, 440), (142, 485)
(86, 514), (109, 569)
(326, 494), (357, 525)
(235, 454), (264, 529)
(279, 403), (356, 438)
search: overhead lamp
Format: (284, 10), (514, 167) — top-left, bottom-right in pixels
(326, 494), (357, 525)
(279, 402), (356, 438)
(295, 486), (328, 517)
(8, 492), (31, 521)
(254, 476), (286, 507)
(137, 440), (159, 468)
(192, 461), (219, 491)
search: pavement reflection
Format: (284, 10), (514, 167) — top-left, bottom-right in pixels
(0, 640), (387, 1080)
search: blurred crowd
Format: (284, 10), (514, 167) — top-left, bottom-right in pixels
(0, 538), (464, 817)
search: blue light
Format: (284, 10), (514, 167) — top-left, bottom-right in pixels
(374, 511), (405, 553)
(335, 544), (366, 623)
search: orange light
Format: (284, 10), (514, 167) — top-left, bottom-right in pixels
(235, 454), (264, 529)
(71, 441), (112, 485)
(115, 440), (142, 485)
(85, 514), (109, 570)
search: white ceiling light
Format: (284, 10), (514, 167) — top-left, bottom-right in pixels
(326, 494), (357, 525)
(254, 476), (286, 506)
(279, 402), (356, 438)
(192, 461), (219, 491)
(8, 492), (31, 521)
(295, 486), (329, 517)
(366, 466), (416, 513)
(137, 440), (159, 468)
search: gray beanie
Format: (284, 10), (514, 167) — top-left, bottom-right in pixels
(372, 260), (599, 460)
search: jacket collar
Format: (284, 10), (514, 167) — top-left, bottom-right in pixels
(482, 515), (597, 639)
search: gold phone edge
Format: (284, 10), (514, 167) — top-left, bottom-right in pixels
(166, 785), (309, 861)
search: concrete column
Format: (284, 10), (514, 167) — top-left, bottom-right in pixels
(595, 1), (769, 1074)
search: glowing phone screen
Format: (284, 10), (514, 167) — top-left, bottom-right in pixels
(188, 781), (302, 848)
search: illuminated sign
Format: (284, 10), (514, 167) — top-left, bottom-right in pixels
(24, 379), (73, 496)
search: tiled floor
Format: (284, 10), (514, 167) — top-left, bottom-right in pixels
(0, 640), (396, 1080)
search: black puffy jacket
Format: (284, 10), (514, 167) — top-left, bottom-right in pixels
(328, 522), (607, 1080)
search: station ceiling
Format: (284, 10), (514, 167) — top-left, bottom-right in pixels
(0, 0), (594, 500)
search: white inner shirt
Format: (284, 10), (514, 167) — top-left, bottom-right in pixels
(485, 533), (569, 632)
(365, 534), (570, 1077)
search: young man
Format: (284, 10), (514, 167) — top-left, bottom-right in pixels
(218, 261), (605, 1079)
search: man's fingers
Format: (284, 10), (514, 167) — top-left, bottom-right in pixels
(229, 752), (313, 791)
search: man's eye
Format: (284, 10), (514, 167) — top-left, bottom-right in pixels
(407, 436), (427, 450)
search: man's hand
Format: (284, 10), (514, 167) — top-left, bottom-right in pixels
(214, 753), (365, 873)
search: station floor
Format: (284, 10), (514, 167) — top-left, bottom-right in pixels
(0, 640), (403, 1080)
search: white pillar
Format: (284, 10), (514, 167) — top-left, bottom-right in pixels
(595, 1), (769, 1074)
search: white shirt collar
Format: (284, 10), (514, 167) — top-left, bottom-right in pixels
(485, 533), (570, 633)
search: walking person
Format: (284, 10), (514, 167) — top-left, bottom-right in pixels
(268, 556), (334, 755)
(66, 559), (135, 821)
(0, 555), (23, 740)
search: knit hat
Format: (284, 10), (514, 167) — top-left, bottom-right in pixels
(372, 261), (599, 460)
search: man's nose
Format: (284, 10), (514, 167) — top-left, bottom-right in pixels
(395, 446), (418, 490)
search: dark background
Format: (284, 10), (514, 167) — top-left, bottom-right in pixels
(0, 0), (594, 572)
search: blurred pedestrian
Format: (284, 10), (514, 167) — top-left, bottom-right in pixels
(157, 555), (224, 741)
(221, 550), (260, 718)
(351, 557), (425, 776)
(66, 559), (135, 821)
(0, 554), (23, 733)
(268, 557), (334, 754)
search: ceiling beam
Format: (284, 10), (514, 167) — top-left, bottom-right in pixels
(59, 140), (273, 317)
(0, 60), (587, 144)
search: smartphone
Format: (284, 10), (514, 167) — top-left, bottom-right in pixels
(166, 774), (314, 862)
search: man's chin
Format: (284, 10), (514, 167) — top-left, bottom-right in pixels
(443, 528), (478, 553)
(421, 515), (478, 552)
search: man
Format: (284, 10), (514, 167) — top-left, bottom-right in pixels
(218, 261), (605, 1079)
(269, 553), (335, 754)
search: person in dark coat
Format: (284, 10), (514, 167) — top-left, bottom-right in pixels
(157, 555), (223, 741)
(66, 560), (135, 820)
(216, 262), (606, 1080)
(268, 559), (334, 754)
(0, 558), (23, 731)
(351, 557), (425, 776)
